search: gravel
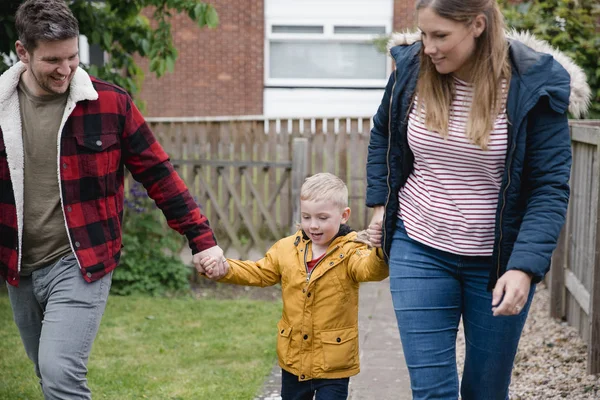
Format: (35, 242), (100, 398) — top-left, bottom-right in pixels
(456, 283), (600, 399)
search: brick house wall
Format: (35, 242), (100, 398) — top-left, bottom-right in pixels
(137, 0), (264, 117)
(137, 0), (414, 117)
(393, 0), (416, 31)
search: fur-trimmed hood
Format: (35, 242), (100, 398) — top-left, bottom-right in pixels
(386, 29), (591, 118)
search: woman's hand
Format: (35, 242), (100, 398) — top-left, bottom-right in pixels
(491, 269), (532, 316)
(367, 220), (383, 248)
(369, 206), (385, 226)
(367, 206), (385, 248)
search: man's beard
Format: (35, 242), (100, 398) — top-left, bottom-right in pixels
(30, 67), (69, 95)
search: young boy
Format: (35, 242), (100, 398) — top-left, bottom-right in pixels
(200, 172), (388, 400)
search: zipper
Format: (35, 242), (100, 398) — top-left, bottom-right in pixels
(496, 121), (518, 281)
(382, 69), (398, 260)
(495, 85), (539, 282)
(304, 243), (339, 283)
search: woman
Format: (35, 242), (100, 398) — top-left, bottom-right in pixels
(365, 0), (591, 399)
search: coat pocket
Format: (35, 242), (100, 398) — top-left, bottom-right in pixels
(276, 320), (294, 366)
(75, 133), (119, 151)
(73, 133), (120, 177)
(321, 326), (358, 371)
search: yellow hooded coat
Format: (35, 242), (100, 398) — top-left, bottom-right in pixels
(219, 226), (389, 381)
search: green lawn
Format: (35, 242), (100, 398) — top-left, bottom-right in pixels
(0, 292), (282, 400)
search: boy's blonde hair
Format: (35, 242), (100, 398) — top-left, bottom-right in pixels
(300, 173), (348, 209)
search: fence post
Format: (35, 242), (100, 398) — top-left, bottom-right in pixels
(549, 225), (567, 320)
(291, 138), (309, 234)
(588, 141), (600, 375)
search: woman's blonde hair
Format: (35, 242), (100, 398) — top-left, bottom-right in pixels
(415, 0), (511, 149)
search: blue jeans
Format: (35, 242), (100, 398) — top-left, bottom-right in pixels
(6, 253), (112, 400)
(281, 369), (349, 400)
(389, 220), (534, 400)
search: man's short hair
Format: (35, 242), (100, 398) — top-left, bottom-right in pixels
(300, 173), (349, 209)
(15, 0), (79, 51)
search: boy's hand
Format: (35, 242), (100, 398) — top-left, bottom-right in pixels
(367, 220), (383, 248)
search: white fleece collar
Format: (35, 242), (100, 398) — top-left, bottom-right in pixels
(0, 61), (98, 106)
(0, 61), (98, 274)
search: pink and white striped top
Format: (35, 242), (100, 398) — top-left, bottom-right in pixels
(398, 77), (508, 256)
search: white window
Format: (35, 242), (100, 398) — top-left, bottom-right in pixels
(265, 22), (390, 88)
(79, 35), (106, 68)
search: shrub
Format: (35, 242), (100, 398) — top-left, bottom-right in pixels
(499, 0), (600, 118)
(111, 182), (191, 296)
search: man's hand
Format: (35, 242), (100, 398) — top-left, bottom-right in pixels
(491, 269), (532, 316)
(193, 246), (228, 280)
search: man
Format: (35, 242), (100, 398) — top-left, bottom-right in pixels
(0, 0), (225, 398)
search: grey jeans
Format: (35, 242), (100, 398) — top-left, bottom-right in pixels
(6, 253), (112, 400)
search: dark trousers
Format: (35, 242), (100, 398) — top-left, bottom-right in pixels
(281, 369), (350, 400)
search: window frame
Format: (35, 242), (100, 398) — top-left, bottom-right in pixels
(264, 19), (392, 89)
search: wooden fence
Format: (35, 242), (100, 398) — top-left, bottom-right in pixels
(147, 116), (373, 258)
(548, 121), (600, 374)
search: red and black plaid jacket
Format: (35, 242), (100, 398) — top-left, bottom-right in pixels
(0, 64), (216, 287)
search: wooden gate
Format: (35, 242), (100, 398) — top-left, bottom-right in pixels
(145, 116), (373, 258)
(170, 159), (290, 259)
(168, 138), (310, 259)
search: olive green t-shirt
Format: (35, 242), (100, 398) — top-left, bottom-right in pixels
(18, 78), (72, 275)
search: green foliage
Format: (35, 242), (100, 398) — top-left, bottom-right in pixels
(0, 0), (219, 102)
(372, 34), (391, 55)
(111, 183), (190, 296)
(499, 0), (600, 118)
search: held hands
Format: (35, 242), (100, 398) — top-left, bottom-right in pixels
(367, 220), (383, 248)
(192, 245), (229, 280)
(491, 269), (532, 316)
(367, 206), (385, 248)
(199, 255), (230, 280)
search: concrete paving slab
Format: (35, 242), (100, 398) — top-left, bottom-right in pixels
(348, 279), (412, 400)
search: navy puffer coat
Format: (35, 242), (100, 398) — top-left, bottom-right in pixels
(366, 31), (591, 290)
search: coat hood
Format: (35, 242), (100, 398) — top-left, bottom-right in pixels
(386, 29), (591, 118)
